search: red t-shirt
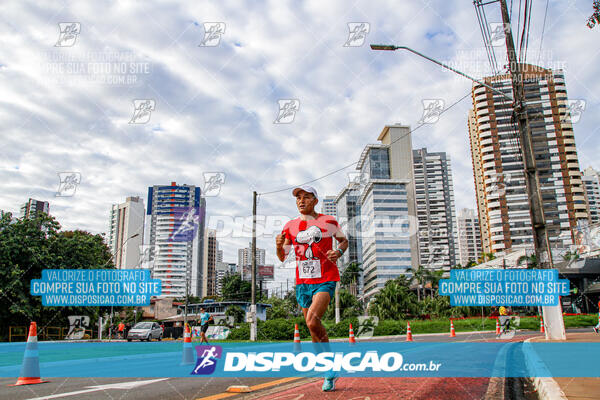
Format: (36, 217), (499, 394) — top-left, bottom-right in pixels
(282, 214), (341, 285)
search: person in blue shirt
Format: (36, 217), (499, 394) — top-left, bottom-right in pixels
(199, 307), (213, 344)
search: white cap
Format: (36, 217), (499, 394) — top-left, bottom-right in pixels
(292, 185), (318, 199)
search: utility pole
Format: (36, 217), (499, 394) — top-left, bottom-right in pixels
(184, 274), (189, 329)
(499, 0), (565, 339)
(335, 282), (341, 323)
(250, 191), (258, 341)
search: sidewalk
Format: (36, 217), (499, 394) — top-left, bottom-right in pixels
(527, 331), (600, 400)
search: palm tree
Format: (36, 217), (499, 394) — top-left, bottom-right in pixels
(517, 254), (537, 269)
(408, 265), (427, 302)
(340, 262), (363, 294)
(425, 269), (445, 299)
(478, 252), (496, 264)
(562, 251), (580, 262)
(369, 276), (417, 319)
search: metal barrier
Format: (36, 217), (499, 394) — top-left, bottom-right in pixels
(9, 326), (27, 342)
(9, 326), (96, 341)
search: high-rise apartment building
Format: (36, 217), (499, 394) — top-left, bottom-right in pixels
(238, 244), (266, 279)
(144, 182), (206, 298)
(582, 167), (600, 224)
(457, 208), (482, 266)
(202, 229), (218, 297)
(108, 196), (145, 269)
(469, 64), (588, 254)
(413, 148), (458, 269)
(321, 196), (337, 216)
(21, 198), (49, 219)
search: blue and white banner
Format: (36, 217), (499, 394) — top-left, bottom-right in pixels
(1, 341), (599, 378)
(30, 269), (161, 306)
(439, 269), (570, 306)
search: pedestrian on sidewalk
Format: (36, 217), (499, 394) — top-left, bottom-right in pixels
(199, 308), (213, 344)
(118, 321), (125, 339)
(276, 186), (349, 392)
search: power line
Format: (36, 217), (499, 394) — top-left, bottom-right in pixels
(537, 0), (549, 64)
(257, 91), (472, 197)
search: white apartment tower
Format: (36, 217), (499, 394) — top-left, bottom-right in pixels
(457, 208), (482, 266)
(412, 148), (458, 270)
(108, 196), (145, 269)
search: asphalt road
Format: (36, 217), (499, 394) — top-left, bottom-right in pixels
(3, 328), (589, 400)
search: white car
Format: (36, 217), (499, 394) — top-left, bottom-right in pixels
(127, 322), (163, 341)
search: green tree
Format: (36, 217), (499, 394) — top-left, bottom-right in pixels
(588, 0), (600, 28)
(221, 273), (252, 302)
(425, 269), (445, 299)
(478, 252), (496, 264)
(0, 213), (114, 341)
(562, 250), (580, 262)
(323, 288), (363, 320)
(368, 275), (417, 320)
(340, 262), (362, 288)
(408, 265), (427, 301)
(517, 254), (537, 269)
(225, 305), (245, 323)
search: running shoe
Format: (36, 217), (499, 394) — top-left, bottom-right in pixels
(322, 377), (336, 392)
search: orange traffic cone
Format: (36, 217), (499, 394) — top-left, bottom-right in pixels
(293, 324), (301, 353)
(10, 322), (48, 386)
(496, 319), (501, 335)
(406, 322), (413, 342)
(450, 320), (456, 338)
(540, 317), (545, 333)
(349, 323), (356, 345)
(181, 324), (195, 365)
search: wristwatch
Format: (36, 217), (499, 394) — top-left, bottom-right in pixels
(336, 249), (344, 257)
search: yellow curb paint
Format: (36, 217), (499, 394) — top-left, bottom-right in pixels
(226, 386), (252, 393)
(196, 378), (302, 400)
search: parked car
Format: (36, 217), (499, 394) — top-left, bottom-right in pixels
(126, 322), (163, 341)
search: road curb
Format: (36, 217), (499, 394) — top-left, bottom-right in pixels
(523, 338), (568, 400)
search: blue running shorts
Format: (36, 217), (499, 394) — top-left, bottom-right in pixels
(296, 281), (337, 309)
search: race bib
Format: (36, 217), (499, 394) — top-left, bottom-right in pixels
(299, 259), (322, 279)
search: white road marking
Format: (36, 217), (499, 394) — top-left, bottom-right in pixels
(25, 378), (169, 400)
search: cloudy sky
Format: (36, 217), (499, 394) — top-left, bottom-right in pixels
(1, 0), (598, 284)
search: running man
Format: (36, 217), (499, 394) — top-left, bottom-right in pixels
(199, 307), (213, 344)
(276, 185), (348, 392)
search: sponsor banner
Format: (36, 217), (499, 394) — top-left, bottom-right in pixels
(30, 269), (162, 306)
(439, 269), (569, 306)
(1, 342), (599, 378)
